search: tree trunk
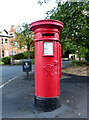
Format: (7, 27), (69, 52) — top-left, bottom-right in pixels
(28, 45), (30, 59)
(74, 40), (81, 62)
(77, 45), (81, 62)
(11, 56), (14, 65)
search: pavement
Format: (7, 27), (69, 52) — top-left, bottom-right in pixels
(1, 61), (88, 119)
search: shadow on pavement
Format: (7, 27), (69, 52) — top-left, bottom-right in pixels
(61, 72), (88, 83)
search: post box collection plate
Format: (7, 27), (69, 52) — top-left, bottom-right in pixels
(30, 19), (63, 112)
(44, 42), (53, 55)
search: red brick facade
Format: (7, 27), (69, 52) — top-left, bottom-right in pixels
(0, 26), (27, 58)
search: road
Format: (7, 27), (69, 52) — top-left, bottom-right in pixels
(62, 60), (72, 68)
(0, 61), (72, 86)
(0, 65), (35, 85)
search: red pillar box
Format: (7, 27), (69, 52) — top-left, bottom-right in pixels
(30, 19), (63, 112)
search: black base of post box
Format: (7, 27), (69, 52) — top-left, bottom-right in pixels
(35, 95), (61, 112)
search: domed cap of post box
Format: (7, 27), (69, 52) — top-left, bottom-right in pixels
(30, 19), (63, 32)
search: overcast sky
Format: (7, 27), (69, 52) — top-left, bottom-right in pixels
(0, 0), (58, 31)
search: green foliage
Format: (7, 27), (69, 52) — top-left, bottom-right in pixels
(47, 1), (88, 61)
(12, 51), (34, 60)
(23, 51), (28, 59)
(60, 39), (77, 56)
(72, 60), (87, 66)
(85, 52), (89, 61)
(30, 51), (34, 59)
(13, 53), (24, 60)
(32, 59), (35, 64)
(16, 23), (34, 59)
(1, 52), (34, 64)
(2, 56), (11, 65)
(23, 51), (34, 59)
(79, 47), (88, 58)
(0, 62), (4, 65)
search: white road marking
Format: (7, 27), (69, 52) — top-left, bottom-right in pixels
(0, 76), (19, 89)
(0, 71), (34, 89)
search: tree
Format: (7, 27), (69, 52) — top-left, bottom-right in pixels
(16, 23), (34, 59)
(82, 1), (89, 61)
(47, 2), (88, 61)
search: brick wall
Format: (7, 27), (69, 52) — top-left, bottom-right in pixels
(0, 36), (27, 58)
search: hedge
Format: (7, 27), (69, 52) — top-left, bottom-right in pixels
(13, 53), (24, 60)
(23, 51), (34, 59)
(2, 56), (11, 65)
(13, 51), (34, 60)
(85, 52), (89, 61)
(2, 51), (34, 64)
(72, 60), (87, 66)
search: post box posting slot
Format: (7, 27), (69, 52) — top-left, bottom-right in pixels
(42, 33), (54, 36)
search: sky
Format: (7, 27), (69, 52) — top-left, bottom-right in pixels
(0, 0), (58, 31)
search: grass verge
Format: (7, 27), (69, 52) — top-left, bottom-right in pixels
(0, 61), (4, 65)
(32, 59), (35, 64)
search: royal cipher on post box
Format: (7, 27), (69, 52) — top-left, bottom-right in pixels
(30, 19), (63, 112)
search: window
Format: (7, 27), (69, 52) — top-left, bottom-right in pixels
(1, 38), (3, 45)
(12, 51), (13, 55)
(25, 45), (27, 49)
(2, 50), (4, 57)
(14, 51), (16, 55)
(5, 38), (8, 45)
(5, 50), (9, 56)
(15, 42), (17, 47)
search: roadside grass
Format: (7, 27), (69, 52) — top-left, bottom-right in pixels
(72, 60), (88, 66)
(0, 61), (4, 65)
(32, 59), (35, 64)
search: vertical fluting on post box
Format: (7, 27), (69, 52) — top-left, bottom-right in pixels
(30, 19), (63, 112)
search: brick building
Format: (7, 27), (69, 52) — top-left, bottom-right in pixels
(0, 25), (27, 58)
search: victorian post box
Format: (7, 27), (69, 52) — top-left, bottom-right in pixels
(30, 19), (63, 112)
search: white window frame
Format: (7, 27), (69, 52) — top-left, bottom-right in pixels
(5, 50), (9, 57)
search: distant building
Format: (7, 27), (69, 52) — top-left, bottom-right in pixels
(0, 25), (27, 58)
